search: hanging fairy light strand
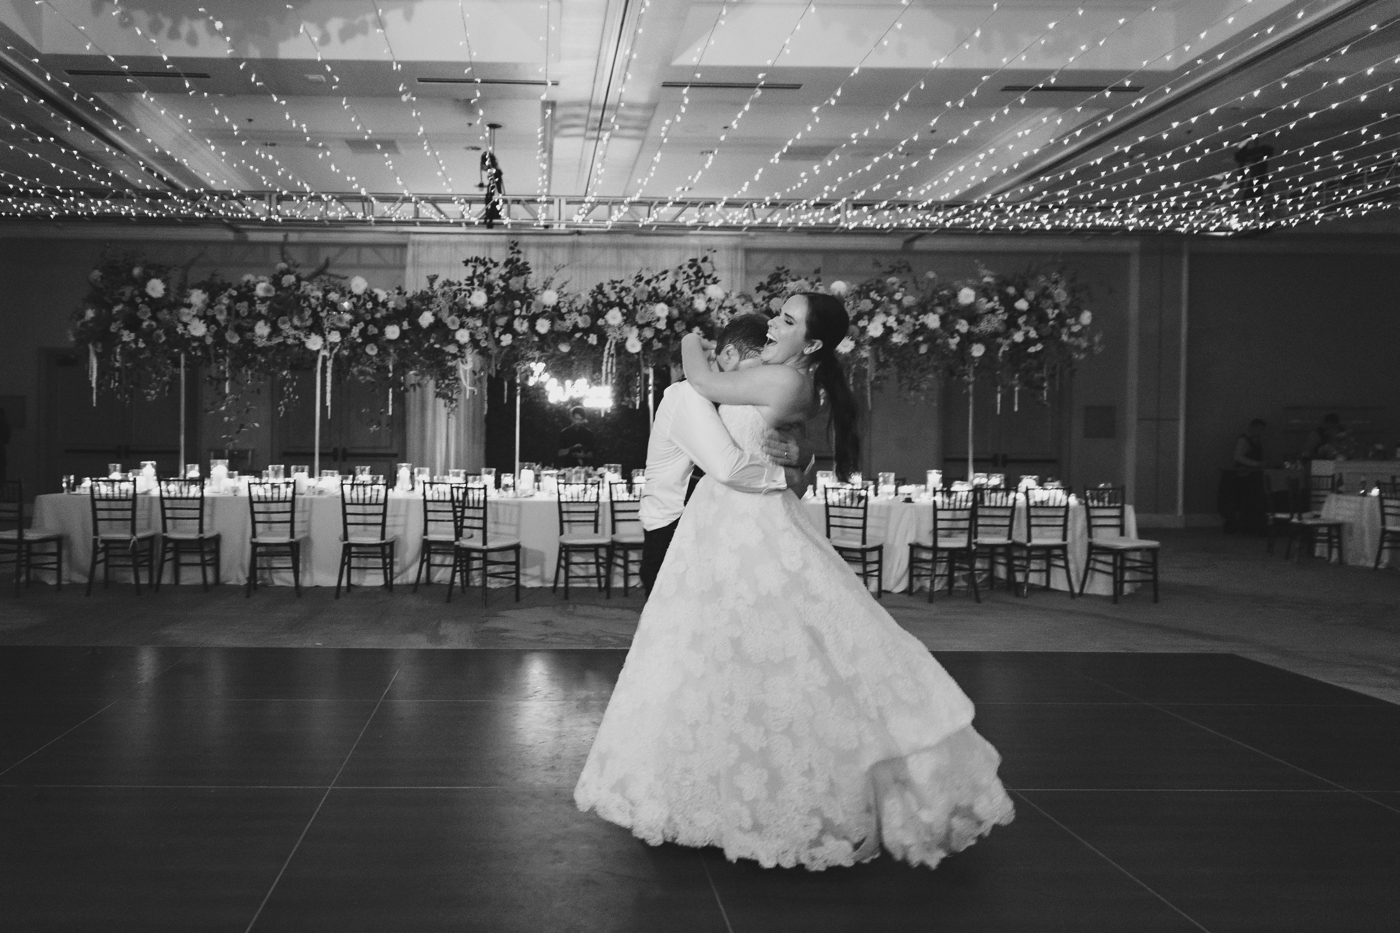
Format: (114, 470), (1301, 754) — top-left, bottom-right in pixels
(574, 0), (654, 219)
(606, 0), (736, 224)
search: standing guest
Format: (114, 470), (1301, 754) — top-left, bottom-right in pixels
(556, 406), (596, 467)
(637, 313), (808, 595)
(1234, 418), (1267, 467)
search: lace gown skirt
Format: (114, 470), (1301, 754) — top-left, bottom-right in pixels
(575, 410), (1014, 870)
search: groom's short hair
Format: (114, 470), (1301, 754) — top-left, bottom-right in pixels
(717, 313), (769, 359)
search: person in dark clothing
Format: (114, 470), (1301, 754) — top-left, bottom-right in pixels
(557, 406), (596, 467)
(1220, 417), (1269, 532)
(1234, 418), (1266, 467)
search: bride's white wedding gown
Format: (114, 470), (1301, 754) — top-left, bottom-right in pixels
(574, 404), (1013, 870)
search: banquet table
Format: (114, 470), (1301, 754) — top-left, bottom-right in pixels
(1318, 493), (1392, 569)
(33, 490), (1137, 597)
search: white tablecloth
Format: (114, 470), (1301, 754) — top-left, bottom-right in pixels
(33, 491), (1137, 595)
(1319, 493), (1391, 568)
(798, 496), (1137, 597)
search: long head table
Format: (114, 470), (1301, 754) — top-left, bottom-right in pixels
(32, 490), (1136, 597)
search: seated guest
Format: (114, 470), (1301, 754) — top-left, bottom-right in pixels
(1234, 418), (1267, 468)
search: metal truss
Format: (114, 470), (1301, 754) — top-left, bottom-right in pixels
(1, 187), (1397, 234)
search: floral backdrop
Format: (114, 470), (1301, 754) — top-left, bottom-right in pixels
(71, 242), (1100, 420)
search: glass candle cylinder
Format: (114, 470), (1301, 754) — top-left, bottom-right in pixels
(396, 463), (412, 492)
(268, 464), (285, 481)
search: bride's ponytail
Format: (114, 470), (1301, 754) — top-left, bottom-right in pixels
(797, 293), (860, 482)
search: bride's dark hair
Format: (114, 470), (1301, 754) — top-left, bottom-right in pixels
(796, 292), (860, 482)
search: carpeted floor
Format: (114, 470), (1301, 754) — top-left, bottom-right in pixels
(3, 529), (1399, 703)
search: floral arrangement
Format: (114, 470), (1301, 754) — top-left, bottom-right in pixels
(72, 246), (1101, 426)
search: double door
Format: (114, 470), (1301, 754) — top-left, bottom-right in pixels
(942, 378), (1068, 483)
(40, 349), (198, 490)
(273, 372), (406, 478)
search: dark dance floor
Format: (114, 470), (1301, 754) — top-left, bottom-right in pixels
(2, 647), (1397, 933)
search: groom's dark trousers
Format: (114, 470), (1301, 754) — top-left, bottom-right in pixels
(640, 470), (702, 596)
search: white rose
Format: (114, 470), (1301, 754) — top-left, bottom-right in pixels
(350, 276), (368, 295)
(225, 331), (240, 345)
(255, 282), (275, 298)
(254, 321), (271, 339)
(587, 334), (598, 345)
(282, 274), (297, 288)
(654, 303), (670, 321)
(705, 284), (726, 300)
(948, 334), (960, 348)
(957, 287), (976, 306)
(558, 342), (571, 353)
(970, 343), (986, 358)
(327, 331), (341, 344)
(373, 288), (387, 301)
(188, 288), (207, 309)
(1012, 330), (1026, 343)
(692, 295), (707, 312)
(902, 295), (917, 307)
(304, 334), (324, 351)
(605, 308), (624, 327)
(890, 331), (908, 345)
(535, 318), (551, 334)
(541, 289), (558, 308)
(921, 312), (941, 330)
(470, 289), (488, 308)
(500, 333), (513, 346)
(455, 328), (471, 344)
(866, 322), (885, 339)
(418, 311), (434, 328)
(1014, 298), (1030, 312)
(828, 280), (848, 297)
(1079, 310), (1093, 325)
(768, 297), (783, 312)
(625, 335), (643, 354)
(384, 324), (400, 340)
(836, 337), (856, 355)
(955, 319), (970, 333)
(187, 321), (207, 338)
(145, 278), (166, 299)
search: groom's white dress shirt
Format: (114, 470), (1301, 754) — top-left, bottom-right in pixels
(639, 382), (786, 532)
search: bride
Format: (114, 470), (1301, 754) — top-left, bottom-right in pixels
(574, 293), (1013, 870)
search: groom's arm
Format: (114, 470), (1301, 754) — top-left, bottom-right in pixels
(670, 384), (787, 493)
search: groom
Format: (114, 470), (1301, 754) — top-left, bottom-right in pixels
(639, 313), (810, 595)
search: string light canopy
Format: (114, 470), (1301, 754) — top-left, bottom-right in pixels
(0, 0), (1397, 234)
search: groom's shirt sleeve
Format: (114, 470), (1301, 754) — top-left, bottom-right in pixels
(670, 383), (786, 493)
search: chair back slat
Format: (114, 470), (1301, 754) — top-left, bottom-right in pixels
(158, 478), (206, 535)
(974, 488), (1017, 538)
(0, 480), (23, 538)
(1308, 473), (1338, 513)
(608, 482), (642, 536)
(339, 481), (388, 540)
(452, 483), (493, 545)
(556, 481), (602, 535)
(421, 481), (457, 539)
(248, 481), (297, 539)
(824, 486), (869, 545)
(1381, 493), (1400, 530)
(1023, 489), (1071, 542)
(1083, 485), (1127, 538)
(90, 479), (138, 537)
(933, 490), (974, 546)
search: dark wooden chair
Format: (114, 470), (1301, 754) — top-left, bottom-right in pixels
(824, 485), (884, 598)
(607, 481), (645, 597)
(335, 480), (395, 598)
(1011, 488), (1074, 598)
(414, 481), (458, 590)
(1283, 475), (1344, 564)
(156, 478), (221, 591)
(553, 481), (610, 598)
(1079, 485), (1160, 603)
(907, 489), (978, 601)
(1376, 493), (1400, 571)
(247, 481), (304, 597)
(448, 483), (521, 604)
(86, 479), (156, 596)
(972, 488), (1018, 594)
(0, 480), (63, 594)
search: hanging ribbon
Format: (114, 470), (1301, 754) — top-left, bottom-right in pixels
(89, 345), (97, 407)
(601, 336), (618, 391)
(325, 351), (334, 416)
(388, 359), (393, 417)
(1014, 383), (1020, 412)
(996, 385), (1002, 416)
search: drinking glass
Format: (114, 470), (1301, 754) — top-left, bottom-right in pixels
(185, 464), (201, 479)
(62, 475), (76, 493)
(107, 462), (123, 478)
(925, 470), (942, 493)
(414, 467), (432, 486)
(878, 472), (897, 498)
(848, 471), (863, 490)
(291, 465), (309, 478)
(500, 472), (515, 494)
(268, 464), (285, 481)
(354, 465), (372, 482)
(972, 472), (989, 487)
(448, 468), (467, 483)
(480, 467), (496, 489)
